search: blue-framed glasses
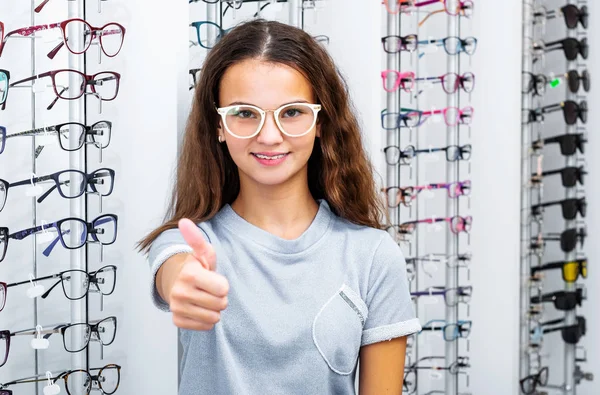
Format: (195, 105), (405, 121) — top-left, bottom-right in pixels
(190, 21), (232, 49)
(419, 319), (472, 341)
(0, 214), (118, 262)
(381, 108), (423, 129)
(418, 36), (477, 56)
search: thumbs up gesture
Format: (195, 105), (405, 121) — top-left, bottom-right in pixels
(164, 219), (229, 331)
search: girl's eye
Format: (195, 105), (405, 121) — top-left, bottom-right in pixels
(282, 108), (303, 118)
(233, 110), (255, 118)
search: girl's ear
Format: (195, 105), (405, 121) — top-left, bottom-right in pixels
(316, 123), (321, 138)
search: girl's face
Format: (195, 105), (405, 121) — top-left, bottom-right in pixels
(218, 59), (320, 189)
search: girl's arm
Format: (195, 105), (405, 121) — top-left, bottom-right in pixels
(358, 336), (407, 395)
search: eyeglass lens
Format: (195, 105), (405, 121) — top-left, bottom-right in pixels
(0, 72), (8, 104)
(62, 20), (124, 57)
(0, 283), (6, 311)
(563, 260), (586, 282)
(52, 71), (118, 101)
(222, 104), (317, 138)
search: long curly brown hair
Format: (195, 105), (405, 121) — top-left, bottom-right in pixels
(138, 19), (386, 253)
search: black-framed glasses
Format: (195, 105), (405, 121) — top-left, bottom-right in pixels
(1, 121), (112, 155)
(189, 68), (202, 90)
(0, 363), (121, 395)
(531, 165), (586, 187)
(1, 316), (117, 366)
(548, 69), (591, 94)
(531, 258), (587, 283)
(0, 214), (118, 262)
(535, 316), (586, 344)
(381, 34), (418, 53)
(528, 100), (587, 125)
(536, 37), (588, 61)
(536, 4), (588, 29)
(407, 356), (470, 375)
(531, 197), (586, 220)
(531, 288), (584, 311)
(532, 133), (587, 156)
(0, 69), (9, 107)
(520, 367), (548, 394)
(0, 168), (114, 212)
(381, 108), (422, 129)
(411, 286), (472, 306)
(531, 227), (586, 253)
(2, 265), (117, 303)
(419, 319), (472, 341)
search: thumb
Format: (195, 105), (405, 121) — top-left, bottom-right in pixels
(178, 218), (214, 271)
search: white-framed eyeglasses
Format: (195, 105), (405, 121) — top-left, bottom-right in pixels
(216, 102), (322, 139)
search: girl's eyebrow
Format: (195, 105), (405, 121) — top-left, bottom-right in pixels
(225, 99), (311, 107)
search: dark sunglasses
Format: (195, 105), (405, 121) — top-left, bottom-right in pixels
(531, 288), (584, 311)
(531, 227), (586, 253)
(532, 133), (587, 156)
(538, 316), (586, 344)
(531, 258), (587, 283)
(520, 367), (548, 394)
(555, 4), (588, 29)
(532, 166), (586, 188)
(529, 100), (587, 125)
(541, 37), (588, 61)
(531, 197), (587, 220)
(564, 69), (591, 93)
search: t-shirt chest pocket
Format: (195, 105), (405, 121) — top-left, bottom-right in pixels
(312, 283), (369, 375)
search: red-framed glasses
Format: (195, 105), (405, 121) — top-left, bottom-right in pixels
(419, 106), (474, 126)
(0, 18), (125, 59)
(3, 69), (120, 111)
(382, 180), (471, 208)
(381, 70), (416, 93)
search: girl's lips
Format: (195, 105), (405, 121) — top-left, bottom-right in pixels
(251, 152), (290, 166)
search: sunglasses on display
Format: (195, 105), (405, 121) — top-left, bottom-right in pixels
(0, 214), (118, 262)
(216, 103), (321, 139)
(189, 21), (231, 49)
(520, 367), (548, 395)
(381, 70), (415, 93)
(0, 168), (115, 212)
(534, 37), (588, 62)
(531, 197), (586, 220)
(0, 19), (125, 59)
(534, 4), (588, 29)
(415, 72), (475, 95)
(548, 69), (591, 94)
(3, 69), (120, 111)
(418, 36), (477, 56)
(0, 266), (117, 312)
(530, 258), (587, 283)
(411, 286), (472, 306)
(528, 100), (587, 125)
(398, 215), (472, 235)
(0, 316), (117, 367)
(381, 180), (471, 207)
(531, 165), (586, 188)
(0, 364), (121, 395)
(530, 227), (586, 254)
(0, 121), (112, 156)
(531, 133), (586, 156)
(381, 34), (418, 53)
(531, 288), (584, 311)
(534, 316), (586, 345)
(419, 319), (472, 341)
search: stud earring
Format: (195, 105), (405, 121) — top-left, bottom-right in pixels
(218, 135), (224, 143)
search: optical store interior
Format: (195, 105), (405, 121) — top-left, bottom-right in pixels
(0, 0), (598, 394)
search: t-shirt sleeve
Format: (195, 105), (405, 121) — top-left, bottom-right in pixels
(147, 228), (193, 312)
(361, 233), (421, 346)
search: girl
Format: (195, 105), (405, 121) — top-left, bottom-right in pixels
(139, 19), (420, 395)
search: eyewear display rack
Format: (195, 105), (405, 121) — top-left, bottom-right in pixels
(520, 0), (592, 394)
(0, 0), (121, 393)
(383, 2), (473, 394)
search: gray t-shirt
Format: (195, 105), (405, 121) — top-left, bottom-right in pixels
(148, 199), (420, 395)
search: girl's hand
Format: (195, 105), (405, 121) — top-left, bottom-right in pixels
(166, 219), (229, 331)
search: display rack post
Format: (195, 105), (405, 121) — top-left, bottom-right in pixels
(444, 8), (459, 395)
(289, 0), (301, 28)
(519, 0), (533, 387)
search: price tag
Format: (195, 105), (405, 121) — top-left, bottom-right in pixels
(32, 337), (50, 349)
(27, 284), (45, 299)
(25, 185), (44, 197)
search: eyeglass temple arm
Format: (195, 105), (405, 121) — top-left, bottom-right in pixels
(47, 86), (68, 111)
(43, 227), (76, 257)
(6, 272), (59, 288)
(34, 0), (51, 13)
(530, 261), (566, 274)
(9, 221), (57, 240)
(9, 174), (53, 188)
(5, 126), (57, 139)
(11, 324), (64, 337)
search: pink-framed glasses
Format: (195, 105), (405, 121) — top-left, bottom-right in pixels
(0, 18), (125, 59)
(415, 72), (475, 94)
(382, 0), (413, 15)
(398, 215), (473, 235)
(382, 180), (471, 208)
(381, 70), (415, 93)
(419, 106), (474, 127)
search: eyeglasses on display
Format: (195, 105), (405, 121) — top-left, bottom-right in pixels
(411, 286), (472, 306)
(0, 168), (115, 211)
(382, 181), (471, 207)
(398, 215), (472, 235)
(418, 106), (474, 127)
(380, 109), (422, 130)
(547, 69), (591, 94)
(532, 133), (586, 156)
(531, 197), (586, 220)
(534, 4), (588, 29)
(414, 0), (474, 26)
(531, 165), (586, 188)
(520, 367), (548, 395)
(522, 72), (547, 95)
(418, 36), (477, 56)
(534, 316), (586, 345)
(1, 316), (117, 367)
(0, 19), (125, 59)
(381, 70), (415, 92)
(528, 100), (587, 125)
(4, 69), (120, 111)
(406, 253), (472, 269)
(0, 364), (121, 395)
(531, 288), (583, 311)
(534, 37), (588, 61)
(381, 34), (418, 53)
(216, 102), (321, 139)
(0, 266), (117, 310)
(530, 258), (587, 283)
(0, 70), (8, 107)
(0, 120), (112, 156)
(415, 72), (475, 94)
(190, 21), (231, 49)
(531, 227), (586, 254)
(0, 214), (118, 262)
(419, 319), (472, 341)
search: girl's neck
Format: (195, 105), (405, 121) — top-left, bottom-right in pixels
(231, 178), (319, 241)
